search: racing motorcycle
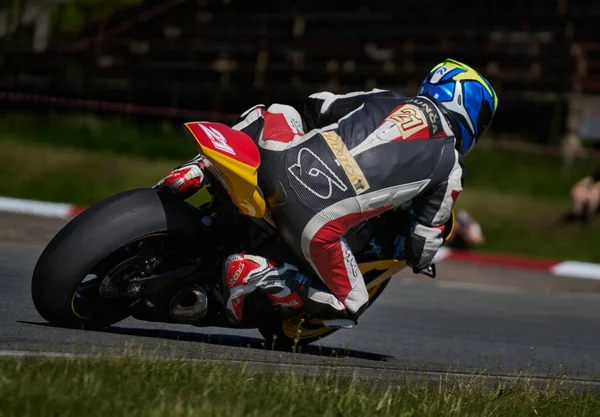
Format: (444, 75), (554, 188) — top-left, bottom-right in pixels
(31, 121), (454, 349)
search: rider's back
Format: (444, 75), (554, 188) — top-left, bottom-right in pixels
(335, 94), (461, 198)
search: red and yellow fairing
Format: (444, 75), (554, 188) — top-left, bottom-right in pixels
(184, 122), (267, 218)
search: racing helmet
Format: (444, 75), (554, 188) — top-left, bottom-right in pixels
(418, 59), (498, 156)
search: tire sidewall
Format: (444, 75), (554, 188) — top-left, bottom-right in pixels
(31, 188), (202, 328)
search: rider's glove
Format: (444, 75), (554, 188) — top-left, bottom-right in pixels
(154, 157), (205, 199)
(408, 262), (437, 279)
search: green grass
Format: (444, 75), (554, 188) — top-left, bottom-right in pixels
(0, 355), (598, 417)
(0, 112), (196, 160)
(2, 111), (600, 200)
(463, 147), (599, 200)
(456, 189), (600, 262)
(0, 140), (209, 207)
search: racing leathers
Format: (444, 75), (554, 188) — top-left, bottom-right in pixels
(156, 89), (464, 326)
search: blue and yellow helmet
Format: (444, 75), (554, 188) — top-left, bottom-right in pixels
(418, 59), (498, 156)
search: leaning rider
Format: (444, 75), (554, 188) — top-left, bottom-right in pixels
(155, 59), (498, 328)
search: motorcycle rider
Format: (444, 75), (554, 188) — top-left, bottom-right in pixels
(155, 59), (498, 327)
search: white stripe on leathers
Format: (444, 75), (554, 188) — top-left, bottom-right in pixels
(300, 181), (430, 313)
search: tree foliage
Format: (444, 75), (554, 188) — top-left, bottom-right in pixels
(0, 0), (144, 35)
(55, 0), (143, 34)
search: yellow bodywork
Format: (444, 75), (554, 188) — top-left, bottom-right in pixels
(184, 122), (267, 218)
(281, 258), (406, 339)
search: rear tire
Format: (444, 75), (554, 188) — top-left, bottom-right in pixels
(31, 188), (202, 330)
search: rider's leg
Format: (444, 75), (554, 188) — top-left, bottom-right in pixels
(221, 253), (348, 325)
(224, 105), (372, 326)
(231, 103), (305, 145)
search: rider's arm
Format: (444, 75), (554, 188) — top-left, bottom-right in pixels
(404, 164), (464, 270)
(304, 89), (402, 130)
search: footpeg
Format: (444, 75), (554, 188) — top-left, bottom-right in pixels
(321, 319), (356, 329)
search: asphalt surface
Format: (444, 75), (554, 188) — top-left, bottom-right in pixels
(2, 213), (600, 383)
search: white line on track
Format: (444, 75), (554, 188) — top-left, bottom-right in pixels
(0, 350), (83, 358)
(4, 349), (599, 387)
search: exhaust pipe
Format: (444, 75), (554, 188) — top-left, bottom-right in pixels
(169, 285), (208, 322)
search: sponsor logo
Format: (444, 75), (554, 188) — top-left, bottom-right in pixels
(321, 131), (371, 195)
(228, 262), (245, 287)
(288, 117), (304, 134)
(198, 124), (236, 155)
(288, 147), (347, 199)
(406, 98), (441, 136)
(343, 243), (360, 278)
(435, 66), (449, 77)
(386, 104), (427, 138)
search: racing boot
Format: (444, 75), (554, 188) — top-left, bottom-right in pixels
(222, 254), (358, 327)
(154, 155), (206, 199)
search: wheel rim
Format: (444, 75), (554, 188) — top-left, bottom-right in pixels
(70, 232), (170, 320)
(70, 278), (137, 320)
(281, 314), (335, 340)
(281, 282), (384, 340)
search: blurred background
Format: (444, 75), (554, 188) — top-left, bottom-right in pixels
(0, 0), (599, 261)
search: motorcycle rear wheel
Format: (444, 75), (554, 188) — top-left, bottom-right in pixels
(31, 188), (202, 330)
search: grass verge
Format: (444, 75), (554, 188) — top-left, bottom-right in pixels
(0, 139), (597, 262)
(464, 146), (599, 200)
(0, 140), (209, 208)
(1, 355), (598, 417)
(456, 189), (600, 262)
(2, 111), (600, 200)
(0, 112), (193, 160)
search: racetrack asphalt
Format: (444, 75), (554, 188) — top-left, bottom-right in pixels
(2, 213), (600, 385)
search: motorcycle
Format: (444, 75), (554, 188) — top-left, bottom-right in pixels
(31, 121), (454, 349)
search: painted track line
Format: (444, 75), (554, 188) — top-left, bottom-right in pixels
(0, 196), (86, 219)
(435, 246), (600, 281)
(0, 350), (82, 358)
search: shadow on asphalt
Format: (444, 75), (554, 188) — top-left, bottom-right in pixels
(17, 321), (393, 362)
(104, 326), (394, 361)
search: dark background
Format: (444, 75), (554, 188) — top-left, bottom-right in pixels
(1, 0), (596, 144)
